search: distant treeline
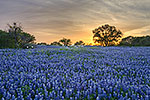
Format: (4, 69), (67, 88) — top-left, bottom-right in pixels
(37, 38), (85, 47)
(0, 23), (150, 49)
(38, 36), (150, 47)
(119, 36), (150, 46)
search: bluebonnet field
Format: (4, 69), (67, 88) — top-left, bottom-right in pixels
(0, 47), (150, 100)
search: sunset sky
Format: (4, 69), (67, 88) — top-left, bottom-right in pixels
(0, 0), (150, 44)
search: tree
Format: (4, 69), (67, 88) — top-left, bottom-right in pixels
(7, 22), (23, 48)
(138, 35), (150, 46)
(132, 36), (150, 46)
(59, 38), (71, 46)
(119, 35), (150, 46)
(0, 30), (15, 48)
(20, 32), (36, 47)
(50, 41), (62, 46)
(119, 36), (135, 46)
(74, 40), (85, 46)
(93, 24), (123, 46)
(37, 42), (48, 45)
(7, 22), (35, 48)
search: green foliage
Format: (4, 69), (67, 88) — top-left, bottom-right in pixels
(119, 35), (150, 46)
(119, 36), (134, 46)
(132, 36), (150, 46)
(0, 22), (36, 48)
(7, 22), (23, 48)
(93, 24), (123, 46)
(20, 32), (36, 48)
(0, 30), (15, 48)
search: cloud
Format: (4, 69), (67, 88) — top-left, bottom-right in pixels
(125, 25), (150, 36)
(0, 0), (150, 43)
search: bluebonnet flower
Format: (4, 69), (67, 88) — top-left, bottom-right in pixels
(0, 47), (149, 99)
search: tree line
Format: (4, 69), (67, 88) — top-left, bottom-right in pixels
(119, 35), (150, 46)
(37, 39), (85, 46)
(0, 23), (150, 48)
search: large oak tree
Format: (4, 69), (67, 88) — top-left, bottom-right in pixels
(93, 24), (123, 46)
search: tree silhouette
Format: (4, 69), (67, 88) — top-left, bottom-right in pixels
(59, 38), (71, 46)
(37, 42), (48, 45)
(50, 41), (62, 46)
(93, 24), (123, 46)
(8, 22), (22, 48)
(74, 40), (85, 46)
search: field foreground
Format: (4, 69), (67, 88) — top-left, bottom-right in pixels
(0, 47), (150, 100)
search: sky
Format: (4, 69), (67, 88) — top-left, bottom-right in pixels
(0, 0), (150, 44)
